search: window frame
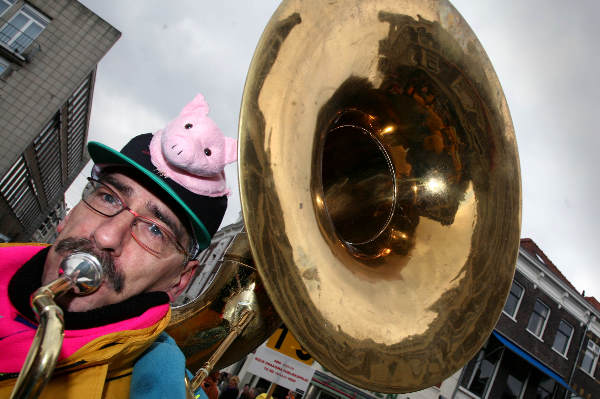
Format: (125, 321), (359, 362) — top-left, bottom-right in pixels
(502, 373), (529, 399)
(503, 281), (525, 320)
(498, 349), (531, 399)
(0, 4), (48, 54)
(551, 319), (574, 357)
(461, 340), (505, 399)
(526, 299), (550, 339)
(0, 0), (15, 16)
(580, 340), (600, 377)
(535, 377), (556, 399)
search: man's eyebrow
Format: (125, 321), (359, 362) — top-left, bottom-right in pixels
(101, 175), (134, 198)
(146, 201), (184, 240)
(99, 174), (186, 241)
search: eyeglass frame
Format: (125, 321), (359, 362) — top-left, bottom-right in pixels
(81, 177), (189, 259)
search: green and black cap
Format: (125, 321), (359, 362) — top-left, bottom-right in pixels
(87, 133), (227, 257)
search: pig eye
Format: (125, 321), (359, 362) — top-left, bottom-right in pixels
(204, 148), (211, 156)
(185, 123), (193, 129)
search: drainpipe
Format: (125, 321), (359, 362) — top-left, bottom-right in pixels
(564, 313), (593, 399)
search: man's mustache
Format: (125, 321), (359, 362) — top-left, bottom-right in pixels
(54, 237), (124, 293)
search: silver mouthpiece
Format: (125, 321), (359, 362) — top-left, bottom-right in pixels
(60, 252), (104, 295)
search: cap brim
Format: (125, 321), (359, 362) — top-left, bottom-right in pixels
(87, 141), (211, 250)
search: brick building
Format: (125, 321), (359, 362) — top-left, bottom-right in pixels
(188, 231), (599, 399)
(455, 239), (600, 399)
(0, 0), (120, 242)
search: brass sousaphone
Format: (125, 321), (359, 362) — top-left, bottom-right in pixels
(9, 0), (520, 397)
(173, 0), (521, 394)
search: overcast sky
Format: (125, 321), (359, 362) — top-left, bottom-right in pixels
(71, 1), (600, 300)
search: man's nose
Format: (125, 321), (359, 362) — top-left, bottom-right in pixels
(92, 211), (134, 255)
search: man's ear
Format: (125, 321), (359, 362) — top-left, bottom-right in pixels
(166, 259), (199, 302)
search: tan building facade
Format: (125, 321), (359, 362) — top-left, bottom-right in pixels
(0, 0), (120, 241)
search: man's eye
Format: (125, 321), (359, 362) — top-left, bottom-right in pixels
(148, 223), (165, 238)
(101, 193), (118, 204)
(95, 189), (119, 205)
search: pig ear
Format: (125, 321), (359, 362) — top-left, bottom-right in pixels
(223, 136), (238, 164)
(180, 93), (209, 117)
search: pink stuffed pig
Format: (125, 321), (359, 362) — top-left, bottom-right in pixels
(149, 94), (237, 197)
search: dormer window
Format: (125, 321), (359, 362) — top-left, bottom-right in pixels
(535, 253), (545, 265)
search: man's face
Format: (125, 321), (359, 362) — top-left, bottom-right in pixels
(43, 172), (198, 312)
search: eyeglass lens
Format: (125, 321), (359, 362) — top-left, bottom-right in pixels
(82, 179), (181, 256)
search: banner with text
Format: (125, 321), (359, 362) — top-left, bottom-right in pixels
(266, 326), (314, 365)
(248, 345), (316, 393)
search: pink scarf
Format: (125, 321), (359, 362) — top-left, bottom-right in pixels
(0, 244), (169, 373)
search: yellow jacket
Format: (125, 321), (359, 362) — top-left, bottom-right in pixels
(0, 307), (171, 398)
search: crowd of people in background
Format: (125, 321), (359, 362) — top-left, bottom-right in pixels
(203, 373), (286, 399)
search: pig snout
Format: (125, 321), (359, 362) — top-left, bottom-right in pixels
(162, 135), (197, 169)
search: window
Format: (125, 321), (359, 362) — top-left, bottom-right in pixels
(0, 0), (15, 16)
(0, 4), (48, 53)
(316, 391), (337, 399)
(503, 281), (524, 318)
(535, 377), (556, 399)
(535, 253), (546, 265)
(581, 340), (599, 376)
(462, 339), (504, 397)
(527, 299), (550, 338)
(552, 320), (573, 356)
(503, 374), (526, 399)
(500, 351), (530, 399)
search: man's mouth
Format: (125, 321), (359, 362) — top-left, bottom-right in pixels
(54, 237), (125, 293)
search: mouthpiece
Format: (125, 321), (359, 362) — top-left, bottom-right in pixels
(60, 252), (104, 295)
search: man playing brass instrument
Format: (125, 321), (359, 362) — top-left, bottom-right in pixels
(0, 94), (237, 398)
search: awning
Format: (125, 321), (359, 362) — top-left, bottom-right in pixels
(492, 331), (575, 393)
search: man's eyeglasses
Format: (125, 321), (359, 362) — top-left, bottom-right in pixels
(82, 178), (188, 258)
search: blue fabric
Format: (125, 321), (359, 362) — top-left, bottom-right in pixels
(130, 332), (208, 399)
(492, 331), (575, 392)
